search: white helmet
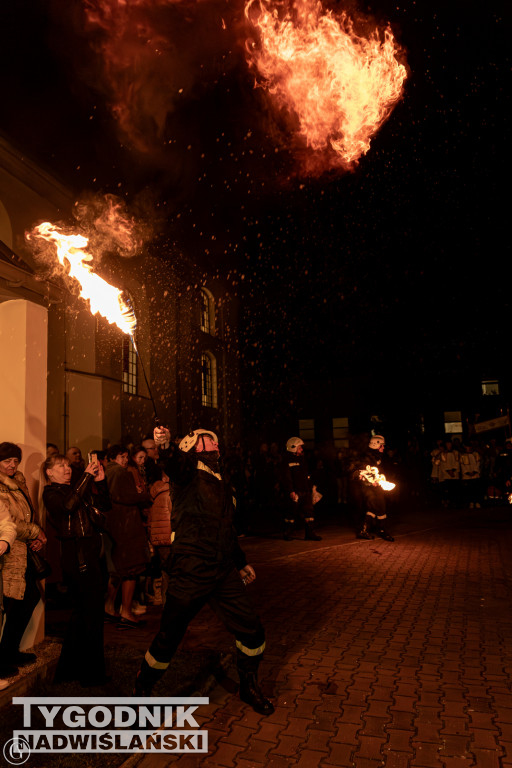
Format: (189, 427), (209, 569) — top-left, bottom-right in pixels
(179, 429), (218, 453)
(286, 437), (304, 453)
(369, 435), (385, 450)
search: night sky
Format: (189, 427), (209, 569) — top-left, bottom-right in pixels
(1, 0), (509, 439)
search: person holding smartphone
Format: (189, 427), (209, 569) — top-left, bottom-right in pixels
(41, 453), (110, 686)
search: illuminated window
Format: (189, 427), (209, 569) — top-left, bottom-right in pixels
(200, 288), (215, 335)
(482, 379), (499, 396)
(201, 352), (217, 408)
(122, 335), (137, 394)
(332, 417), (349, 448)
(299, 419), (315, 447)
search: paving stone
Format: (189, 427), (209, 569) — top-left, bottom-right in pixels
(381, 750), (415, 768)
(237, 737), (273, 763)
(322, 742), (354, 765)
(440, 716), (470, 735)
(388, 710), (415, 731)
(386, 729), (414, 752)
(470, 728), (502, 751)
(220, 723), (258, 747)
(354, 735), (387, 760)
(295, 748), (331, 768)
(209, 741), (245, 767)
(471, 748), (504, 768)
(301, 728), (332, 752)
(272, 734), (305, 757)
(438, 733), (471, 756)
(411, 741), (443, 767)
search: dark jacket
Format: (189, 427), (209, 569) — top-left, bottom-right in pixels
(281, 452), (311, 496)
(353, 448), (384, 481)
(105, 462), (151, 577)
(44, 473), (109, 540)
(160, 448), (246, 569)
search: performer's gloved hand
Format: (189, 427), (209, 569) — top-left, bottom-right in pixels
(154, 426), (171, 448)
(240, 565), (256, 585)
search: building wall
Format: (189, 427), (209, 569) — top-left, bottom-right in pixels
(1, 138), (242, 460)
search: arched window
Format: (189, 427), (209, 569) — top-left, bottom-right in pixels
(200, 288), (215, 335)
(122, 336), (137, 394)
(201, 352), (218, 408)
(122, 292), (137, 394)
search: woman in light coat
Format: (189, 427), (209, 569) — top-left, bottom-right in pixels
(0, 502), (17, 689)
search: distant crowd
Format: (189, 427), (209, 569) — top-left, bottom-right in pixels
(219, 433), (512, 530)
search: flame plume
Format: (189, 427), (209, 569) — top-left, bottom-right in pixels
(27, 222), (137, 336)
(245, 0), (408, 172)
(359, 465), (396, 491)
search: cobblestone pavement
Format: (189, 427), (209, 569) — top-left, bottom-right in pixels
(123, 507), (512, 768)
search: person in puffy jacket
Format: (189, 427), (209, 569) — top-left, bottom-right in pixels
(0, 442), (46, 679)
(145, 461), (172, 601)
(0, 486), (17, 688)
(42, 453), (110, 686)
(134, 426), (274, 716)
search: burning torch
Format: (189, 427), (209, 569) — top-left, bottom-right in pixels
(359, 465), (396, 491)
(27, 221), (160, 422)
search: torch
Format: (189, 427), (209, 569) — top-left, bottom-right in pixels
(359, 465), (396, 491)
(27, 221), (160, 423)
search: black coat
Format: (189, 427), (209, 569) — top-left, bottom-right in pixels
(161, 449), (246, 570)
(281, 452), (311, 496)
(43, 474), (109, 540)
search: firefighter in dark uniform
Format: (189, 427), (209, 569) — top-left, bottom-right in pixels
(133, 426), (274, 715)
(355, 435), (394, 541)
(281, 437), (322, 541)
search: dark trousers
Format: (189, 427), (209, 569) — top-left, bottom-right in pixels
(361, 484), (387, 527)
(142, 555), (264, 686)
(55, 536), (105, 684)
(0, 559), (41, 660)
(284, 493), (314, 525)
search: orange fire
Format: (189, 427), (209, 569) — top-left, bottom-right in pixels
(245, 0), (407, 171)
(27, 222), (137, 336)
(360, 465), (396, 491)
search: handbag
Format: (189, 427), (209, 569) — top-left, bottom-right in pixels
(28, 547), (52, 581)
(84, 502), (107, 532)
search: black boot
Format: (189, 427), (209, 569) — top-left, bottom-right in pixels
(238, 669), (275, 715)
(283, 521), (294, 541)
(304, 521), (322, 541)
(237, 652), (274, 716)
(357, 519), (374, 539)
(376, 527), (394, 542)
(132, 658), (161, 697)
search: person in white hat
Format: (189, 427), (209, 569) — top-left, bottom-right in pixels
(280, 437), (322, 541)
(354, 435), (394, 541)
(133, 426), (273, 715)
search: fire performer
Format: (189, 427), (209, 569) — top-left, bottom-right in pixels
(354, 435), (395, 541)
(133, 426), (274, 716)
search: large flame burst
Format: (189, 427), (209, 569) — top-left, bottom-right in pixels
(245, 0), (407, 171)
(27, 223), (137, 336)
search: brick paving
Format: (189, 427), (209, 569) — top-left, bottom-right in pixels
(120, 507), (512, 768)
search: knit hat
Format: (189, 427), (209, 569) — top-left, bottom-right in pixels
(0, 442), (22, 462)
